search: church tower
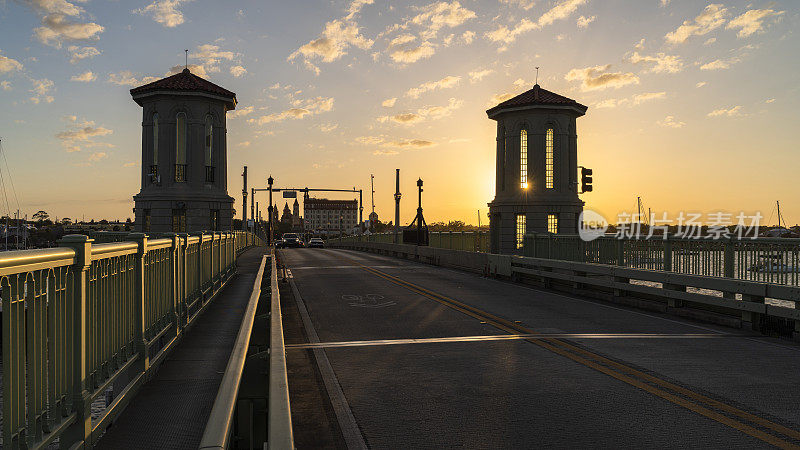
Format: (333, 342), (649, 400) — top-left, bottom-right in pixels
(130, 68), (237, 232)
(486, 84), (587, 254)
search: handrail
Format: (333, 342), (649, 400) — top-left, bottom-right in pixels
(0, 247), (75, 273)
(199, 254), (268, 449)
(269, 250), (294, 449)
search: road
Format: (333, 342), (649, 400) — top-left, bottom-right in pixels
(280, 248), (800, 449)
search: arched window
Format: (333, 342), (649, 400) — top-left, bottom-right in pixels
(151, 112), (159, 183)
(204, 115), (214, 182)
(545, 128), (554, 189)
(175, 112), (187, 182)
(499, 127), (506, 191)
(520, 129), (528, 189)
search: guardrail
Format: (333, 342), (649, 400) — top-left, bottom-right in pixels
(332, 231), (490, 252)
(199, 249), (293, 449)
(330, 240), (800, 340)
(1, 230), (264, 449)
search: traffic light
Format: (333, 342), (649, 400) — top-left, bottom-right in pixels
(581, 167), (593, 193)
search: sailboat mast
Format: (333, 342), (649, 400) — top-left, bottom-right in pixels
(777, 200), (781, 228)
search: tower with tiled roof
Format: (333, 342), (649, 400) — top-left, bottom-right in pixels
(486, 84), (587, 254)
(131, 68), (237, 232)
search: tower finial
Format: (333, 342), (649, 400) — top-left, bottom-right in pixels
(535, 66), (540, 85)
(185, 49), (189, 70)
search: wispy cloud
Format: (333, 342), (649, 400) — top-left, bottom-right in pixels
(699, 57), (739, 71)
(726, 9), (784, 38)
(248, 97), (334, 125)
(485, 0), (588, 45)
(565, 64), (639, 91)
(378, 98), (463, 125)
(67, 45), (100, 64)
(134, 0), (193, 28)
(70, 71), (96, 82)
(24, 0), (104, 48)
(29, 78), (55, 103)
(657, 116), (685, 128)
(707, 106), (742, 117)
(576, 15), (596, 29)
(0, 51), (23, 73)
(107, 71), (160, 86)
(228, 105), (254, 118)
(664, 4), (727, 45)
(405, 75), (460, 99)
(230, 65), (247, 77)
(627, 51), (683, 74)
(382, 97), (397, 107)
(56, 117), (113, 152)
(468, 69), (494, 83)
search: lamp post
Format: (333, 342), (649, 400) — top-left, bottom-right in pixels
(267, 175), (274, 246)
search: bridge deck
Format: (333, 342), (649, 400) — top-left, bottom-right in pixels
(282, 248), (800, 448)
(96, 247), (267, 450)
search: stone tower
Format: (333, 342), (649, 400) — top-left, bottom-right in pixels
(486, 84), (587, 254)
(131, 68), (237, 233)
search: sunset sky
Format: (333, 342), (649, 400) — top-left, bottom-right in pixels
(0, 0), (797, 226)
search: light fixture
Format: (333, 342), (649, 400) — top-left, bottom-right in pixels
(522, 182), (529, 189)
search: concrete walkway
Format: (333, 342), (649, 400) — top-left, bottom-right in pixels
(96, 247), (266, 450)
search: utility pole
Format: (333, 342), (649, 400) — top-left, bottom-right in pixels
(371, 174), (376, 214)
(242, 166), (248, 231)
(250, 188), (255, 232)
(394, 169), (401, 244)
(358, 189), (363, 232)
(268, 175), (274, 246)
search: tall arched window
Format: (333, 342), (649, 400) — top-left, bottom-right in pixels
(520, 129), (528, 189)
(545, 128), (554, 189)
(204, 115), (214, 182)
(176, 112), (187, 182)
(151, 112), (159, 183)
(499, 127), (506, 191)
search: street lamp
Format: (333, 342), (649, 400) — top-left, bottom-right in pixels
(267, 175), (274, 245)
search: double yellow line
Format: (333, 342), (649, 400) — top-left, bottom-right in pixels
(340, 254), (800, 449)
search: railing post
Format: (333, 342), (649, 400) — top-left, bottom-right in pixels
(164, 233), (181, 335)
(129, 233), (150, 374)
(724, 237), (735, 279)
(59, 234), (93, 448)
(196, 233), (205, 299)
(179, 233), (189, 328)
(664, 238), (673, 272)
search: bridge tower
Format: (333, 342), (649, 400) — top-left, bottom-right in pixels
(486, 84), (587, 254)
(131, 68), (237, 232)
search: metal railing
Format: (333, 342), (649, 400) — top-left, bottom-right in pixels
(523, 234), (800, 286)
(1, 230), (264, 449)
(175, 164), (187, 183)
(199, 249), (293, 449)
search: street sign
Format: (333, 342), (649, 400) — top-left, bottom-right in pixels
(282, 190), (297, 198)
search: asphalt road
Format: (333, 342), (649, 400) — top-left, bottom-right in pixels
(281, 248), (800, 449)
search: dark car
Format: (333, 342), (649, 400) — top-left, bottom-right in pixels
(308, 238), (325, 248)
(281, 233), (302, 248)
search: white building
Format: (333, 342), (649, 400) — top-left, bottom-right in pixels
(304, 198), (358, 235)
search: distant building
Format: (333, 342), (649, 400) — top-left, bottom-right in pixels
(292, 198), (302, 231)
(304, 198), (358, 235)
(368, 211), (379, 231)
(280, 202), (292, 225)
(130, 68), (237, 233)
(486, 83), (587, 254)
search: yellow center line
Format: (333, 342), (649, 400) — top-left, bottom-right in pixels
(333, 253), (800, 449)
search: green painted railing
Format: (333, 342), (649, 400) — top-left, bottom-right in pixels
(1, 230), (264, 449)
(522, 234), (800, 286)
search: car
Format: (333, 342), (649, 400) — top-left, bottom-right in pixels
(308, 238), (325, 248)
(280, 233), (302, 248)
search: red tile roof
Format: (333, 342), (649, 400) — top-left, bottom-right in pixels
(130, 68), (236, 101)
(486, 84), (587, 117)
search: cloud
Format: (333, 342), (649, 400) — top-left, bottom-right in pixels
(34, 13), (104, 48)
(658, 116), (684, 128)
(107, 71), (160, 86)
(486, 0), (587, 45)
(230, 65), (247, 77)
(499, 0), (535, 10)
(726, 9), (784, 38)
(318, 123), (339, 132)
(29, 78), (55, 103)
(634, 38), (645, 50)
(565, 64), (639, 91)
(123, 162), (138, 167)
(695, 81), (707, 88)
(67, 45), (100, 64)
(190, 44), (237, 72)
(0, 81), (10, 91)
(238, 141), (251, 148)
(288, 2), (374, 73)
(633, 91), (666, 104)
(408, 1), (476, 39)
(699, 57), (739, 71)
(70, 71), (95, 82)
(382, 97), (397, 107)
(134, 0), (193, 28)
(378, 98), (463, 125)
(389, 41), (435, 64)
(405, 75), (460, 98)
(166, 64), (207, 77)
(489, 92), (515, 105)
(228, 105), (254, 118)
(249, 97), (334, 125)
(355, 135), (436, 153)
(87, 151), (107, 162)
(461, 30), (475, 43)
(707, 106), (742, 117)
(765, 98), (775, 104)
(704, 37), (716, 45)
(56, 117), (113, 152)
(664, 4), (727, 45)
(576, 15), (596, 29)
(627, 51), (683, 74)
(468, 69), (494, 83)
(0, 51), (24, 74)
